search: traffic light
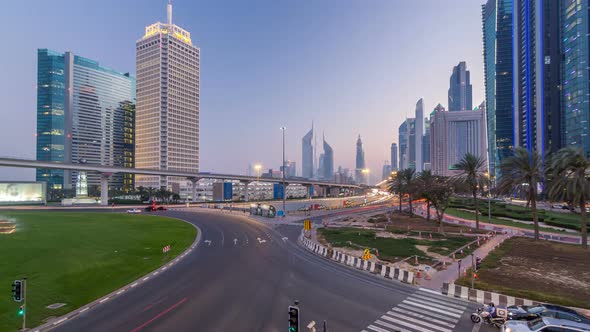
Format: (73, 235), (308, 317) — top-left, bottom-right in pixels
(288, 305), (299, 332)
(17, 305), (24, 316)
(12, 280), (22, 302)
(473, 272), (478, 279)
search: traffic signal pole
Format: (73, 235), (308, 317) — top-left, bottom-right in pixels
(22, 277), (27, 331)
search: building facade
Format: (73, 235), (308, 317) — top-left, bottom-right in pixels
(302, 125), (314, 179)
(322, 136), (334, 181)
(391, 142), (398, 171)
(415, 99), (424, 172)
(562, 0), (590, 156)
(422, 117), (431, 171)
(36, 49), (135, 192)
(398, 119), (416, 170)
(448, 61), (473, 112)
(355, 135), (366, 183)
(482, 0), (514, 178)
(430, 106), (487, 176)
(135, 2), (200, 193)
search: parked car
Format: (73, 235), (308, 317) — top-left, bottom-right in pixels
(126, 208), (141, 214)
(507, 304), (590, 324)
(157, 206), (168, 211)
(504, 317), (590, 332)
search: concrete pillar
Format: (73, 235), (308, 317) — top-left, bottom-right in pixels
(242, 181), (251, 202)
(306, 185), (312, 200)
(324, 186), (329, 198)
(100, 173), (112, 206)
(189, 177), (199, 203)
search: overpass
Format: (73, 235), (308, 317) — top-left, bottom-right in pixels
(0, 157), (363, 205)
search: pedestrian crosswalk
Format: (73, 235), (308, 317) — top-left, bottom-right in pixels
(361, 288), (469, 332)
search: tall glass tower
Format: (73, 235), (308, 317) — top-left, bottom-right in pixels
(482, 0), (514, 178)
(36, 49), (135, 191)
(448, 62), (473, 112)
(135, 1), (200, 192)
(562, 0), (590, 156)
(302, 124), (314, 179)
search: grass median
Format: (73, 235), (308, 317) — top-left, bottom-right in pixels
(0, 211), (197, 332)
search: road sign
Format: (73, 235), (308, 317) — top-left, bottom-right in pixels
(362, 248), (372, 260)
(303, 220), (312, 231)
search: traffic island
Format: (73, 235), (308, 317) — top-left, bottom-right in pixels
(0, 211), (197, 331)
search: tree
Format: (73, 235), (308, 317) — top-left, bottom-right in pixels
(386, 171), (405, 212)
(416, 170), (435, 222)
(453, 153), (487, 230)
(402, 168), (417, 216)
(546, 147), (589, 248)
(172, 193), (181, 203)
(496, 147), (543, 240)
(146, 187), (156, 202)
(429, 176), (455, 233)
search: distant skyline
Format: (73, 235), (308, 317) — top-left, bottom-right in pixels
(0, 0), (484, 180)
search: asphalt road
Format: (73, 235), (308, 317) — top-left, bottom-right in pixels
(53, 210), (494, 332)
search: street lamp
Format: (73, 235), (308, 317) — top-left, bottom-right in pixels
(485, 172), (491, 223)
(254, 164), (262, 182)
(280, 127), (286, 216)
(361, 168), (370, 185)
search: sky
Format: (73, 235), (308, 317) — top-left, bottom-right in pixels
(0, 0), (484, 182)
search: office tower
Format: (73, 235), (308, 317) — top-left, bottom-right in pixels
(422, 117), (431, 171)
(391, 143), (398, 171)
(318, 154), (325, 180)
(513, 0), (562, 156)
(430, 105), (487, 176)
(482, 0), (514, 178)
(398, 119), (416, 169)
(448, 62), (473, 112)
(281, 161), (296, 178)
(302, 124), (314, 179)
(135, 1), (200, 192)
(562, 0), (590, 156)
(36, 49), (135, 191)
(323, 135), (334, 181)
(355, 135), (366, 183)
(382, 163), (392, 181)
(415, 99), (424, 172)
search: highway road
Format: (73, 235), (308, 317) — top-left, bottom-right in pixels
(52, 210), (493, 332)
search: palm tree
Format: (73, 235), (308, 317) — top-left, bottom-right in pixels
(453, 153), (487, 230)
(416, 170), (435, 222)
(429, 176), (455, 233)
(386, 171), (405, 212)
(496, 147), (543, 240)
(401, 168), (417, 216)
(146, 187), (156, 202)
(546, 147), (589, 248)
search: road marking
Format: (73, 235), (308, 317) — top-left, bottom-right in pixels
(234, 238), (238, 245)
(384, 311), (452, 332)
(143, 277), (150, 281)
(403, 298), (464, 314)
(397, 304), (459, 324)
(130, 297), (188, 332)
(402, 300), (462, 317)
(130, 282), (138, 288)
(79, 307), (89, 313)
(472, 322), (482, 332)
(391, 307), (456, 328)
(116, 290), (125, 295)
(282, 237), (288, 242)
(367, 324), (391, 332)
(204, 240), (212, 246)
(410, 293), (468, 310)
(52, 318), (68, 325)
(99, 297), (110, 303)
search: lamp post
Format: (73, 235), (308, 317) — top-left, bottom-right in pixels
(254, 164), (262, 201)
(485, 172), (491, 223)
(280, 127), (286, 216)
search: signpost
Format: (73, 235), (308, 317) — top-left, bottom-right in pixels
(362, 248), (372, 260)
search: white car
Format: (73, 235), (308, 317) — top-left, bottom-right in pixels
(505, 317), (590, 332)
(126, 208), (141, 214)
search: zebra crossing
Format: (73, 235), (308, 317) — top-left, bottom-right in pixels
(361, 288), (470, 332)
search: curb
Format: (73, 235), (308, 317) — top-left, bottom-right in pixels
(441, 282), (540, 307)
(32, 217), (202, 332)
(299, 233), (415, 285)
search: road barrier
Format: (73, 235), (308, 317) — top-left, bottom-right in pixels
(441, 282), (540, 306)
(300, 233), (414, 285)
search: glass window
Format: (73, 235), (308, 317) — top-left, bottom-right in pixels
(528, 318), (546, 329)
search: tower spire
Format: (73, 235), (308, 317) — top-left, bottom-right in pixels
(167, 0), (173, 25)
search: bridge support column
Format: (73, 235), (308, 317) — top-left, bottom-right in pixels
(242, 181), (251, 202)
(189, 177), (200, 203)
(305, 185), (312, 200)
(324, 186), (329, 198)
(100, 173), (112, 206)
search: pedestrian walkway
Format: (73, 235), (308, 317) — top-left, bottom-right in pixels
(361, 288), (470, 332)
(418, 233), (511, 290)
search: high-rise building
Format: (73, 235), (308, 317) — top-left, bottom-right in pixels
(482, 0), (514, 178)
(448, 62), (473, 112)
(415, 99), (424, 172)
(281, 161), (296, 178)
(391, 143), (398, 171)
(36, 49), (135, 191)
(430, 105), (487, 176)
(398, 119), (416, 170)
(135, 2), (200, 192)
(322, 135), (334, 181)
(513, 0), (562, 156)
(562, 0), (590, 156)
(302, 124), (314, 179)
(422, 116), (431, 171)
(355, 135), (366, 183)
(382, 163), (392, 181)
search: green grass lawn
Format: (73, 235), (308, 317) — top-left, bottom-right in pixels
(318, 227), (474, 263)
(0, 211), (196, 332)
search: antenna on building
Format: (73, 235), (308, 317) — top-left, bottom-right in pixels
(167, 0), (173, 25)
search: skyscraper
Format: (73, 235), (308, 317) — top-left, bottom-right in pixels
(482, 0), (514, 178)
(36, 49), (135, 191)
(513, 0), (562, 156)
(302, 124), (314, 179)
(135, 1), (200, 192)
(398, 119), (416, 170)
(391, 143), (398, 171)
(562, 0), (590, 156)
(422, 117), (431, 171)
(415, 99), (424, 172)
(355, 135), (366, 183)
(323, 135), (334, 181)
(448, 62), (473, 112)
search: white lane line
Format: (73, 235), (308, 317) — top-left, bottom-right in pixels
(79, 307), (89, 313)
(52, 317), (68, 325)
(99, 297), (110, 303)
(397, 304), (460, 324)
(380, 315), (436, 332)
(409, 294), (468, 310)
(374, 319), (413, 332)
(403, 298), (464, 314)
(116, 290), (125, 295)
(130, 282), (138, 288)
(367, 324), (391, 332)
(402, 301), (462, 318)
(419, 287), (443, 295)
(153, 271), (159, 276)
(391, 308), (456, 328)
(142, 277), (150, 281)
(416, 289), (469, 306)
(384, 311), (451, 332)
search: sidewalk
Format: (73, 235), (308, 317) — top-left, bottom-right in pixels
(418, 233), (511, 290)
